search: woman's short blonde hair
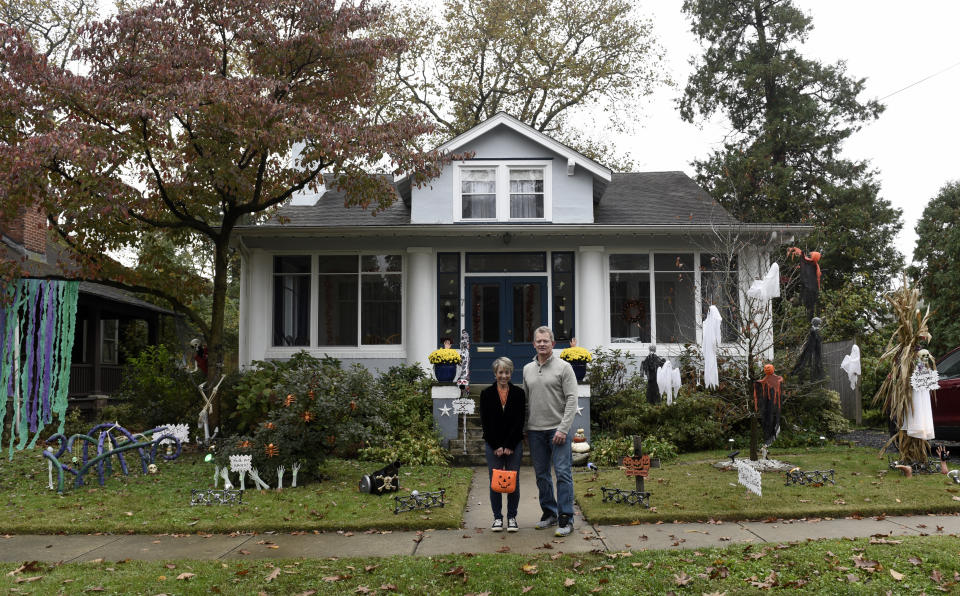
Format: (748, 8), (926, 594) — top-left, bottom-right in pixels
(492, 357), (514, 374)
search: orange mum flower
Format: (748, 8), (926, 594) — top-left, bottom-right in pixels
(265, 443), (279, 458)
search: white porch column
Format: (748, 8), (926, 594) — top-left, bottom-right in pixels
(577, 246), (606, 350)
(406, 247), (435, 373)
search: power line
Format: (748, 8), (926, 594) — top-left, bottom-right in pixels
(879, 59), (960, 101)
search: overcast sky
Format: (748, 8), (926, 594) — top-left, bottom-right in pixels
(618, 1), (960, 264)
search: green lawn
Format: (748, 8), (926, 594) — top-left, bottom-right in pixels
(577, 445), (960, 524)
(0, 449), (472, 534)
(2, 535), (958, 594)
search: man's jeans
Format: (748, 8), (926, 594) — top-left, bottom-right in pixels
(527, 429), (574, 519)
(485, 442), (523, 519)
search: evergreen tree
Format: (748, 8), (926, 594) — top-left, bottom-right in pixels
(680, 0), (903, 314)
(912, 181), (960, 355)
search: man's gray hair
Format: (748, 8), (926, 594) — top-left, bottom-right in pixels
(492, 357), (514, 374)
(533, 326), (554, 341)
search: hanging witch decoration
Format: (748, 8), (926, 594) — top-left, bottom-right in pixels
(787, 247), (821, 319)
(754, 364), (784, 446)
(791, 317), (824, 381)
(874, 275), (936, 463)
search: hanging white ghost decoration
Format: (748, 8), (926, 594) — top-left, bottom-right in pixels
(747, 263), (781, 301)
(702, 305), (722, 390)
(657, 360), (682, 405)
(840, 344), (861, 389)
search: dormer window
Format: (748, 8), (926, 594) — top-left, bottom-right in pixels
(455, 162), (551, 222)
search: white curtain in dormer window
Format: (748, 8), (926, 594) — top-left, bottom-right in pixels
(461, 168), (496, 219)
(509, 169), (544, 218)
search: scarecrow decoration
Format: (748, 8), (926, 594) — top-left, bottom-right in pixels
(787, 247), (821, 318)
(641, 345), (665, 404)
(754, 364), (784, 446)
(873, 276), (936, 463)
(791, 317), (824, 381)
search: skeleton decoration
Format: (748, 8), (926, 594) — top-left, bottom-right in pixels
(754, 364), (784, 446)
(219, 467), (233, 490)
(788, 247), (821, 319)
(456, 329), (470, 395)
(359, 461), (401, 494)
(394, 489), (445, 514)
(746, 262), (781, 301)
(656, 359), (681, 405)
(276, 465), (285, 490)
(213, 465), (220, 488)
(641, 346), (665, 404)
(248, 467), (270, 491)
(229, 455), (252, 491)
(191, 489), (243, 506)
(903, 354), (938, 441)
(196, 375), (226, 444)
(291, 462), (301, 488)
(701, 305), (722, 390)
(840, 344), (862, 389)
(791, 317), (824, 381)
(1, 280), (79, 454)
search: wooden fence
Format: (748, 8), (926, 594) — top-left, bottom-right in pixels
(823, 339), (861, 424)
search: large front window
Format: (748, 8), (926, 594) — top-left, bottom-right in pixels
(273, 254), (402, 347)
(457, 163), (550, 221)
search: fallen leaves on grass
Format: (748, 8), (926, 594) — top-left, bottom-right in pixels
(673, 572), (692, 586)
(443, 566), (467, 583)
(265, 568), (281, 582)
(521, 563), (538, 575)
(890, 569), (904, 581)
(564, 578), (576, 587)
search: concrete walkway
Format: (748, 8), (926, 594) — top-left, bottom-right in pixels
(2, 467), (959, 562)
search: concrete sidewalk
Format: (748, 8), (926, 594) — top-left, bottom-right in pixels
(1, 467), (959, 562)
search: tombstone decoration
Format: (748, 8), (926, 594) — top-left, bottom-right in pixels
(736, 460), (762, 497)
(191, 488), (243, 506)
(791, 317), (824, 381)
(42, 423), (182, 494)
(601, 435), (658, 507)
(394, 489), (445, 514)
(359, 460), (401, 495)
(229, 454), (252, 491)
(784, 468), (835, 486)
(641, 346), (665, 404)
(754, 364), (784, 446)
(787, 247), (821, 319)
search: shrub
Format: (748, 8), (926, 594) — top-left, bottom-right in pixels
(589, 434), (633, 467)
(601, 390), (736, 452)
(116, 344), (200, 429)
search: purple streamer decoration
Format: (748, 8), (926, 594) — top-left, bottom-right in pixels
(41, 281), (55, 424)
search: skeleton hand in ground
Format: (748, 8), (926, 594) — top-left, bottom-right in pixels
(214, 465), (220, 488)
(220, 467), (233, 490)
(248, 468), (269, 491)
(291, 462), (301, 488)
(276, 466), (285, 490)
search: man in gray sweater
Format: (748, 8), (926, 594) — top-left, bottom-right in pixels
(523, 326), (579, 537)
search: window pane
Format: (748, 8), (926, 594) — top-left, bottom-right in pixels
(609, 272), (650, 343)
(610, 254), (649, 271)
(701, 253), (737, 271)
(438, 253), (460, 342)
(318, 255), (356, 273)
(702, 271), (738, 343)
(438, 253), (460, 274)
(361, 254), (402, 272)
(512, 282), (544, 343)
(318, 274), (358, 345)
(466, 252), (546, 272)
(938, 350), (960, 379)
(552, 252), (574, 341)
(101, 319), (118, 365)
(361, 274), (401, 345)
(273, 274), (311, 346)
(654, 253), (694, 271)
(470, 283), (500, 343)
(462, 168), (497, 219)
(274, 255), (311, 274)
(509, 168), (544, 218)
(655, 271), (695, 343)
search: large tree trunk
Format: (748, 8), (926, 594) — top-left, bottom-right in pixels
(205, 233), (231, 431)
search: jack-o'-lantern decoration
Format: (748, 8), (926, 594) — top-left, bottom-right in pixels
(490, 468), (517, 494)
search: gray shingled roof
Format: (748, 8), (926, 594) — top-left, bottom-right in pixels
(249, 170), (738, 229)
(594, 172), (738, 226)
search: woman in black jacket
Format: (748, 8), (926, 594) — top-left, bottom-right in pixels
(480, 357), (526, 532)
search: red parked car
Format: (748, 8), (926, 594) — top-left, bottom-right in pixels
(935, 348), (960, 441)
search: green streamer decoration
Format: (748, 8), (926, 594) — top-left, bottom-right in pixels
(0, 279), (80, 457)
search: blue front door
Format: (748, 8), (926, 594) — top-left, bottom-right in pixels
(466, 277), (547, 384)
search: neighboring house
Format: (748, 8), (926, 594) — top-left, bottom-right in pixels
(1, 206), (176, 412)
(234, 113), (807, 384)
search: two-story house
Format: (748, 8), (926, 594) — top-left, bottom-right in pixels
(234, 113), (805, 384)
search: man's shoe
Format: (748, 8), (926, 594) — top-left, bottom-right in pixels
(535, 513), (557, 529)
(555, 515), (573, 537)
(507, 518), (519, 532)
(491, 518), (503, 532)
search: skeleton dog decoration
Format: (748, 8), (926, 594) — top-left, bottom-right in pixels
(359, 460), (401, 494)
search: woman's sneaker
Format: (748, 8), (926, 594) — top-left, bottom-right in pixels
(491, 518), (504, 532)
(555, 514), (573, 537)
(535, 513), (557, 529)
(507, 518), (519, 532)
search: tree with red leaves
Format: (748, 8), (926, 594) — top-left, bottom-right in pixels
(0, 0), (442, 422)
